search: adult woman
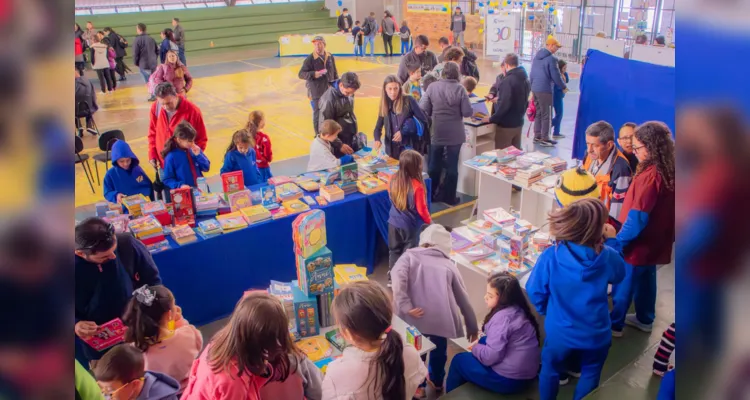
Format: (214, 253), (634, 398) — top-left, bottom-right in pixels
(159, 29), (179, 64)
(428, 46), (464, 80)
(373, 75), (429, 159)
(419, 62), (473, 205)
(381, 10), (398, 57)
(151, 50), (193, 96)
(104, 27), (130, 81)
(75, 23), (86, 76)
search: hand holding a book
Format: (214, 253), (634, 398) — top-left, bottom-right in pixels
(116, 193), (125, 203)
(408, 308), (424, 318)
(75, 321), (98, 339)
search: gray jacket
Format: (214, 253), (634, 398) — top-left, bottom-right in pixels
(419, 79), (473, 146)
(450, 13), (466, 33)
(133, 33), (158, 70)
(397, 49), (439, 83)
(382, 17), (396, 36)
(173, 24), (185, 47)
(363, 16), (378, 37)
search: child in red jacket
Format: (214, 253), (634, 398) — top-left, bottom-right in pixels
(248, 110), (273, 182)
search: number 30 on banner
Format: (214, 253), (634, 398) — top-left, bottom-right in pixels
(493, 26), (512, 42)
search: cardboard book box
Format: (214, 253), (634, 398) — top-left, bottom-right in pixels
(291, 280), (320, 338)
(295, 246), (335, 297)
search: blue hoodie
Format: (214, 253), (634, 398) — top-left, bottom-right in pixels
(103, 141), (154, 203)
(529, 48), (568, 94)
(137, 371), (180, 400)
(526, 239), (625, 349)
(220, 148), (261, 186)
(162, 147), (211, 189)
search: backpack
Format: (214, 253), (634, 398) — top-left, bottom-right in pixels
(462, 57), (480, 81)
(363, 19), (373, 36)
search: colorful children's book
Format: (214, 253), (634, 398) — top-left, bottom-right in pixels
(121, 194), (149, 216)
(128, 215), (163, 239)
(240, 205), (272, 224)
(170, 224), (197, 245)
(291, 280), (320, 338)
(297, 336), (333, 363)
(276, 183), (304, 202)
(302, 196), (317, 206)
(483, 207), (516, 227)
(451, 231), (474, 252)
(170, 187), (195, 224)
(261, 186), (279, 210)
(325, 329), (348, 352)
(296, 246), (334, 297)
(81, 318), (127, 351)
(292, 210), (327, 258)
(268, 176), (294, 186)
(333, 264), (368, 285)
(146, 239), (171, 254)
(216, 212), (249, 232)
(297, 179), (320, 192)
(197, 219), (223, 237)
(459, 243), (496, 262)
(221, 171), (244, 194)
(353, 147), (374, 158)
(283, 199), (310, 216)
(104, 214), (130, 234)
(452, 226), (485, 244)
(356, 176), (387, 194)
(406, 326), (423, 351)
(319, 185), (344, 203)
(468, 219), (503, 236)
(464, 155), (497, 167)
(141, 200), (167, 215)
(320, 169), (340, 186)
(315, 196), (328, 206)
(340, 162), (358, 184)
(227, 189), (253, 212)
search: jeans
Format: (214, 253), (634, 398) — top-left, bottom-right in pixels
(388, 224), (419, 271)
(446, 353), (534, 394)
(610, 264), (657, 331)
(178, 45), (187, 65)
(354, 43), (363, 56)
(401, 40), (410, 55)
(382, 34), (393, 55)
(552, 95), (564, 135)
(428, 144), (462, 204)
(364, 35), (375, 56)
(539, 340), (610, 400)
(453, 31), (465, 46)
(419, 335), (448, 388)
(533, 92), (554, 140)
(140, 67), (154, 83)
(310, 99), (320, 136)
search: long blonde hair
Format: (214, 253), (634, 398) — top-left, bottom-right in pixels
(379, 75), (405, 117)
(389, 150), (424, 211)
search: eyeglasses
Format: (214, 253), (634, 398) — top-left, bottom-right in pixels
(632, 145), (646, 152)
(618, 136), (633, 142)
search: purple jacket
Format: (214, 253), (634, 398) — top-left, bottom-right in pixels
(471, 305), (540, 380)
(391, 247), (478, 339)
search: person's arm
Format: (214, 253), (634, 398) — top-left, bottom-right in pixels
(397, 59), (409, 83)
(317, 96), (334, 132)
(391, 254), (416, 315)
(616, 175), (658, 247)
(90, 81), (98, 111)
(549, 59), (567, 90)
(460, 90), (473, 118)
(525, 250), (551, 315)
(129, 235), (162, 286)
(299, 356), (324, 400)
(191, 109), (208, 151)
(608, 247), (626, 285)
(564, 71), (570, 84)
(609, 161), (632, 219)
(488, 75), (500, 98)
(262, 135), (273, 163)
(462, 14), (466, 31)
(298, 55), (316, 81)
(419, 87), (433, 117)
(471, 317), (510, 367)
(489, 82), (512, 124)
(414, 182), (432, 224)
(147, 102), (159, 164)
(410, 97), (429, 127)
(373, 116), (385, 142)
(450, 269), (478, 336)
(161, 156), (184, 189)
(220, 152), (234, 175)
(337, 15), (344, 31)
(102, 171), (119, 203)
(183, 66), (193, 92)
(159, 40), (167, 64)
(133, 38), (141, 66)
(450, 18), (454, 31)
(194, 150), (210, 173)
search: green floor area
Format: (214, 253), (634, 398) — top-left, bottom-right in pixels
(77, 2), (336, 61)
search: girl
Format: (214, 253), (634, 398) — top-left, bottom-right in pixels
(122, 285), (203, 392)
(526, 198), (626, 400)
(551, 59), (569, 139)
(248, 110), (274, 182)
(322, 280), (427, 399)
(160, 29), (179, 64)
(380, 10), (398, 57)
(399, 20), (411, 55)
(103, 140), (154, 203)
(446, 272), (540, 394)
(161, 120), (211, 190)
(152, 50), (192, 96)
(220, 128), (262, 186)
(610, 122), (675, 335)
(181, 291), (301, 400)
(101, 37), (118, 91)
(387, 150), (431, 284)
(90, 35), (114, 94)
(75, 23), (87, 77)
(391, 224), (478, 397)
(307, 120), (354, 172)
(374, 75), (430, 159)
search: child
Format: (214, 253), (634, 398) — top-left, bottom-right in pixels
(526, 198), (626, 400)
(352, 21), (364, 57)
(307, 119), (354, 172)
(93, 344), (180, 400)
(181, 291), (302, 400)
(551, 59), (569, 139)
(421, 74), (438, 94)
(402, 63), (423, 101)
(220, 128), (262, 186)
(399, 20), (412, 55)
(101, 37), (118, 91)
(652, 323), (675, 376)
(462, 76), (478, 98)
(387, 150), (431, 284)
(391, 224), (478, 397)
(161, 120), (210, 190)
(258, 355), (322, 400)
(446, 272), (540, 394)
(322, 280), (427, 399)
(248, 110), (274, 182)
(122, 285), (203, 393)
(103, 140), (154, 204)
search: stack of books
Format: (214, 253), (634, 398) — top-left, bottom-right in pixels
(518, 151), (551, 165)
(497, 166), (517, 180)
(128, 215), (165, 245)
(483, 207), (516, 227)
(195, 193), (222, 217)
(141, 200), (171, 226)
(452, 226), (485, 247)
(531, 231), (553, 254)
(473, 254), (509, 274)
(216, 212), (249, 232)
(531, 174), (560, 194)
(468, 219), (503, 236)
(268, 176), (295, 186)
(276, 183), (304, 202)
(282, 199), (310, 216)
(340, 163), (358, 184)
(122, 194), (149, 216)
(296, 178), (320, 192)
(196, 219), (223, 239)
(320, 169), (340, 186)
(170, 187), (196, 227)
(320, 185), (344, 203)
(515, 165), (545, 186)
(317, 292), (335, 328)
(356, 155), (387, 174)
(221, 171), (244, 195)
(464, 155), (497, 167)
(376, 166), (398, 185)
(357, 176), (387, 194)
(490, 146), (524, 164)
(459, 243), (496, 262)
(333, 264), (368, 286)
(170, 224), (197, 245)
(240, 205), (272, 225)
(95, 202), (121, 217)
(336, 180), (358, 195)
(451, 231), (475, 252)
(227, 189), (253, 212)
(543, 156), (567, 174)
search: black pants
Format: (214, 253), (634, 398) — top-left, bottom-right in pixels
(382, 34), (394, 56)
(388, 224), (419, 272)
(75, 115), (94, 132)
(75, 62), (85, 77)
(311, 99), (320, 136)
(95, 69), (114, 93)
(114, 57), (128, 78)
(428, 144), (462, 204)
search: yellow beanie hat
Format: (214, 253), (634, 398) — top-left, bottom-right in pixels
(554, 167), (599, 207)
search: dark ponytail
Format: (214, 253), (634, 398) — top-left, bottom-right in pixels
(484, 272), (541, 342)
(122, 285), (175, 352)
(161, 120), (197, 159)
(332, 281), (406, 400)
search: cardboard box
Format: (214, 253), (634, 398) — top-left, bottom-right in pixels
(291, 280), (320, 338)
(296, 246), (334, 297)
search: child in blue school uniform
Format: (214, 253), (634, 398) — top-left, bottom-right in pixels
(526, 198), (626, 400)
(161, 120), (211, 190)
(551, 59), (570, 139)
(220, 127), (262, 186)
(103, 140), (154, 203)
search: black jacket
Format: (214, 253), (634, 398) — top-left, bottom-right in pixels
(489, 66), (530, 129)
(107, 32), (128, 59)
(318, 80), (358, 155)
(133, 32), (158, 70)
(75, 77), (98, 117)
(298, 51), (339, 100)
(373, 96), (429, 158)
(337, 14), (354, 32)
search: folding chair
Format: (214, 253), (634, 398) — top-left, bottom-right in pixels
(92, 130), (125, 185)
(75, 135), (95, 193)
(75, 101), (100, 137)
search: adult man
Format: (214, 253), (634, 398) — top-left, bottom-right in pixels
(618, 122), (639, 171)
(172, 18), (187, 65)
(148, 82), (208, 169)
(75, 217), (162, 362)
(362, 12), (379, 57)
(482, 53), (530, 150)
(582, 121), (632, 219)
(397, 35), (438, 83)
(337, 8), (353, 33)
(529, 36), (567, 147)
(318, 72), (361, 156)
(298, 36), (339, 136)
(83, 21), (97, 47)
(450, 7), (466, 46)
(75, 68), (98, 137)
(437, 36), (479, 79)
(133, 23), (158, 92)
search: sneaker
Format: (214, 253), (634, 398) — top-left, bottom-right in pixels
(653, 369), (666, 377)
(567, 371), (581, 378)
(539, 140), (556, 147)
(612, 329), (623, 338)
(413, 387), (427, 399)
(77, 130), (84, 138)
(87, 128), (98, 136)
(559, 377), (570, 386)
(533, 138), (543, 144)
(625, 314), (653, 332)
(552, 133), (566, 139)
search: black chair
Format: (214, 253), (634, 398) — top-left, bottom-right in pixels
(93, 130), (126, 185)
(75, 101), (99, 137)
(75, 135), (95, 193)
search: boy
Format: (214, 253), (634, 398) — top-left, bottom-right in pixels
(402, 62), (422, 100)
(352, 21), (364, 58)
(103, 140), (154, 204)
(461, 76), (478, 98)
(421, 74), (438, 94)
(93, 344), (179, 400)
(308, 120), (354, 172)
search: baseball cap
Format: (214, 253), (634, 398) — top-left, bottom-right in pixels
(546, 35), (562, 47)
(312, 36), (326, 44)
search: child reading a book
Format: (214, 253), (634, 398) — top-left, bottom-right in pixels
(387, 150), (431, 284)
(93, 344), (180, 400)
(248, 110), (274, 182)
(462, 76), (478, 98)
(446, 272), (540, 394)
(401, 62), (422, 101)
(181, 291), (301, 400)
(307, 120), (354, 172)
(103, 140), (154, 204)
(220, 128), (261, 186)
(526, 198), (625, 400)
(122, 285), (202, 393)
(161, 120), (210, 190)
(321, 281), (427, 399)
(391, 224), (478, 397)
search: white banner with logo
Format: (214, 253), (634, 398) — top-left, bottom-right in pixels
(485, 14), (516, 58)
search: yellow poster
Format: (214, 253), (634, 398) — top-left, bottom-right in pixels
(407, 1), (451, 14)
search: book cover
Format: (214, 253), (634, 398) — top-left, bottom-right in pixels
(302, 196), (317, 206)
(297, 180), (320, 192)
(292, 210), (327, 258)
(291, 280), (320, 338)
(333, 264), (368, 285)
(452, 226), (484, 244)
(269, 280), (294, 301)
(283, 200), (310, 216)
(170, 188), (194, 220)
(468, 219), (503, 236)
(451, 231), (474, 252)
(296, 246), (334, 297)
(325, 329), (348, 352)
(459, 243), (496, 262)
(268, 176), (294, 186)
(315, 196), (328, 206)
(171, 224), (195, 240)
(221, 171), (244, 194)
(340, 163), (358, 184)
(297, 336), (333, 363)
(141, 200), (167, 215)
(276, 183), (304, 202)
(104, 214), (130, 233)
(198, 219), (222, 234)
(81, 318), (127, 351)
(217, 212), (248, 231)
(261, 186), (279, 210)
(320, 169), (340, 186)
(483, 207), (516, 227)
(146, 239), (171, 254)
(227, 189), (253, 211)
